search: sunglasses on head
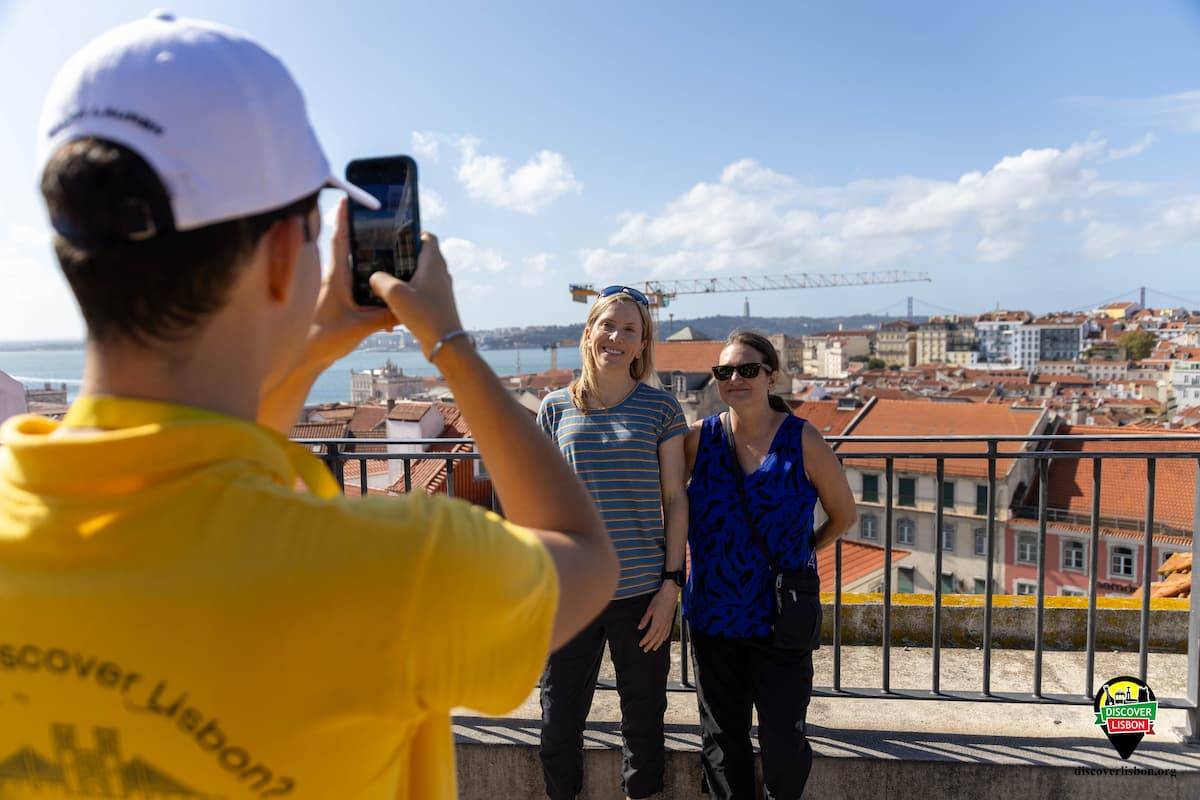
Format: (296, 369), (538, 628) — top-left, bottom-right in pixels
(711, 362), (772, 381)
(598, 285), (650, 307)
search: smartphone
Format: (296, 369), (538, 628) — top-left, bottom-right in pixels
(346, 155), (421, 306)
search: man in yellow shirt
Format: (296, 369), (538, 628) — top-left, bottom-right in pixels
(0, 12), (617, 800)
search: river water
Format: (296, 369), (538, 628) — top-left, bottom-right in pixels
(0, 346), (582, 406)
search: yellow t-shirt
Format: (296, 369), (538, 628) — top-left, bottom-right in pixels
(0, 396), (558, 800)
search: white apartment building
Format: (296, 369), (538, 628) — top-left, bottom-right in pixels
(975, 311), (1031, 365)
(1169, 349), (1200, 408)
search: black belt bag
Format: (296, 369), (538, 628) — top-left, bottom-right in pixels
(722, 412), (822, 651)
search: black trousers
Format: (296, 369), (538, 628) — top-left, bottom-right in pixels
(539, 592), (671, 800)
(691, 630), (814, 800)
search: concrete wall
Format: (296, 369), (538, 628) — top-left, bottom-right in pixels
(819, 594), (1192, 652)
(456, 743), (1200, 800)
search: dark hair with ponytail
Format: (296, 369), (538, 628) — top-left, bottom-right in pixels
(725, 330), (791, 414)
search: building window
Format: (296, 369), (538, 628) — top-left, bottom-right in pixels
(941, 480), (956, 510)
(1062, 540), (1086, 572)
(1111, 546), (1135, 578)
(1161, 549), (1178, 566)
(897, 518), (915, 546)
(975, 485), (988, 516)
(672, 373), (686, 394)
(1015, 580), (1038, 596)
(898, 566), (915, 594)
(941, 522), (956, 552)
(973, 577), (988, 595)
(974, 527), (987, 556)
(1060, 586), (1086, 597)
(1017, 534), (1038, 564)
(940, 571), (955, 594)
(860, 513), (878, 541)
(862, 474), (879, 503)
(898, 477), (916, 507)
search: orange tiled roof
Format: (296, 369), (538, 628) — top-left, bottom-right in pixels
(791, 400), (861, 436)
(388, 401), (433, 422)
(386, 403), (494, 508)
(349, 404), (389, 433)
(338, 457), (392, 496)
(654, 341), (726, 374)
(817, 538), (910, 589)
(838, 399), (1045, 478)
(1008, 518), (1191, 547)
(290, 422), (349, 455)
(1020, 424), (1197, 532)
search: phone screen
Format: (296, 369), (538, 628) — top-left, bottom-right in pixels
(348, 157), (420, 305)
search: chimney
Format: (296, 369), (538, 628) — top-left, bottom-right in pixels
(387, 398), (396, 411)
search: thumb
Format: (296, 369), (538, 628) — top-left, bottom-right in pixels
(369, 271), (413, 309)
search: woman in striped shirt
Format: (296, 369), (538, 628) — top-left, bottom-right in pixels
(537, 286), (689, 800)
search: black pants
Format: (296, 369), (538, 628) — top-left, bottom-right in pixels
(539, 593), (671, 800)
(691, 631), (814, 800)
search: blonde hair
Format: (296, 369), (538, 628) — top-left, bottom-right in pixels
(569, 293), (657, 411)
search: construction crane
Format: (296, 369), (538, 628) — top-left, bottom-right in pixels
(569, 270), (932, 318)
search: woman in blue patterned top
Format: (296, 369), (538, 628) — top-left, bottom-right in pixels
(537, 286), (689, 800)
(683, 331), (857, 800)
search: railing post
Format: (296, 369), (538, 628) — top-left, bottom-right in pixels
(1140, 458), (1156, 683)
(834, 537), (842, 692)
(323, 442), (345, 494)
(1034, 457), (1048, 698)
(1187, 457), (1200, 745)
(983, 441), (997, 697)
(1086, 458), (1101, 700)
(933, 458), (944, 695)
(883, 457), (894, 694)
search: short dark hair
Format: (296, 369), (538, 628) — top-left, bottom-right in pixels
(40, 138), (318, 345)
(726, 329), (791, 414)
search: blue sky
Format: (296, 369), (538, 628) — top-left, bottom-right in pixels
(4, 1), (1200, 340)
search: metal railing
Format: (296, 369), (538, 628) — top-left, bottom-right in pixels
(295, 433), (1200, 744)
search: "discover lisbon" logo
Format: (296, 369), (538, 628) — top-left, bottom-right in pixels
(1093, 675), (1158, 760)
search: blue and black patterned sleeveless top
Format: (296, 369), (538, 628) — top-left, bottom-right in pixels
(684, 413), (819, 637)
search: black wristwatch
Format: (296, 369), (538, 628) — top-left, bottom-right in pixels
(661, 569), (685, 586)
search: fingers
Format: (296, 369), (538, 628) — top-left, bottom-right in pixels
(331, 197), (349, 272)
(637, 606), (653, 631)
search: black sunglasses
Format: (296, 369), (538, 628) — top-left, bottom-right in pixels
(711, 362), (772, 381)
(598, 285), (650, 307)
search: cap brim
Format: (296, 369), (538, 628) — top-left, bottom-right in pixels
(326, 175), (380, 210)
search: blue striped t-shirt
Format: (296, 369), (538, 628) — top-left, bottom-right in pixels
(538, 383), (687, 599)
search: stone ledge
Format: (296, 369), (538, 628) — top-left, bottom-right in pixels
(454, 717), (1200, 800)
(452, 642), (1200, 798)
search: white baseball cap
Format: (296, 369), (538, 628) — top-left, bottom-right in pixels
(36, 10), (379, 236)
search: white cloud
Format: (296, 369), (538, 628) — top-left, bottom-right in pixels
(420, 187), (446, 221)
(596, 139), (1129, 274)
(976, 235), (1028, 263)
(456, 138), (582, 214)
(441, 237), (507, 274)
(1108, 133), (1156, 161)
(411, 130), (440, 163)
(1073, 90), (1200, 133)
(1082, 195), (1200, 259)
(519, 253), (555, 288)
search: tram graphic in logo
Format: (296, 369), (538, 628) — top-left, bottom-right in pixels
(1093, 676), (1158, 760)
(0, 724), (219, 798)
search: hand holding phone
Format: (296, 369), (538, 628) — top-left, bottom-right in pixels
(347, 155), (421, 306)
(369, 233), (465, 358)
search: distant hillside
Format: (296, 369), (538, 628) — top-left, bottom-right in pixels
(473, 313), (926, 349)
